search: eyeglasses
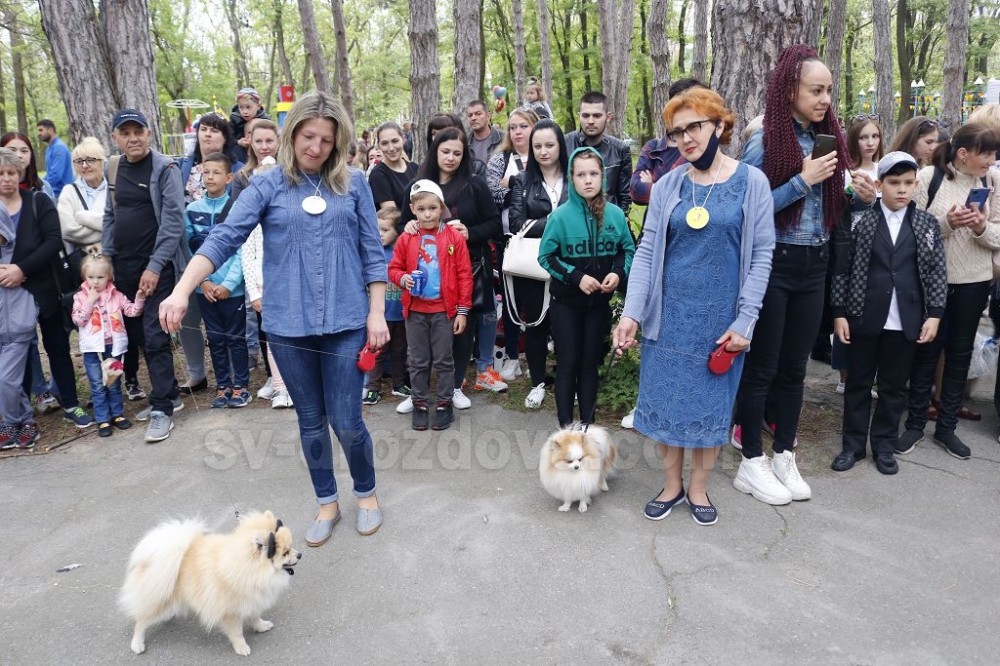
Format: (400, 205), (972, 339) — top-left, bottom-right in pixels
(665, 119), (715, 144)
(852, 113), (881, 124)
(72, 157), (101, 166)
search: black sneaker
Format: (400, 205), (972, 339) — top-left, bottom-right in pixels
(124, 382), (146, 401)
(933, 429), (971, 460)
(362, 389), (381, 406)
(392, 384), (412, 397)
(894, 429), (923, 455)
(112, 416), (132, 430)
(432, 403), (454, 431)
(412, 408), (429, 431)
(98, 422), (113, 438)
(874, 453), (899, 475)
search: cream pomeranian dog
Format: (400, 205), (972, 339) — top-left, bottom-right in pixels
(119, 510), (300, 656)
(539, 423), (618, 512)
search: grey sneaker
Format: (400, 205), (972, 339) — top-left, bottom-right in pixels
(144, 411), (174, 443)
(136, 397), (184, 422)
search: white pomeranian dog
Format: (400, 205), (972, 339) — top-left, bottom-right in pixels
(119, 510), (300, 656)
(539, 423), (618, 512)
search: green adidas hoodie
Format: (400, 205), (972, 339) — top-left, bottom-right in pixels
(538, 147), (635, 308)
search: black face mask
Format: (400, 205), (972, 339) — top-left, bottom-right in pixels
(690, 125), (721, 171)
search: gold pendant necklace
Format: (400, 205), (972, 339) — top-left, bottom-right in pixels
(686, 163), (723, 230)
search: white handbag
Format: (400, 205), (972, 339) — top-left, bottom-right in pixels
(502, 219), (551, 328)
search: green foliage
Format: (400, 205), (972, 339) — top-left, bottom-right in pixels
(598, 294), (641, 414)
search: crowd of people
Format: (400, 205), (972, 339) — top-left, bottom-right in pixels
(3, 46), (1000, 536)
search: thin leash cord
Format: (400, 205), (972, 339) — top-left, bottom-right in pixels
(583, 345), (625, 432)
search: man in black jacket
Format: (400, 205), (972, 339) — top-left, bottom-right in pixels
(564, 91), (633, 217)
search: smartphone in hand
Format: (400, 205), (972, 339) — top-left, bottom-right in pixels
(966, 187), (991, 211)
(811, 134), (837, 159)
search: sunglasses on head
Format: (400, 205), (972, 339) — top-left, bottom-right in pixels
(852, 113), (881, 124)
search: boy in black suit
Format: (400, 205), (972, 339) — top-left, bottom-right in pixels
(830, 152), (947, 474)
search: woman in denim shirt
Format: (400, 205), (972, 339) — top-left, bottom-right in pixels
(733, 45), (858, 506)
(160, 91), (390, 546)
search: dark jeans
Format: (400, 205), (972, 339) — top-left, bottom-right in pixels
(906, 281), (990, 433)
(842, 331), (914, 457)
(21, 309), (79, 410)
(114, 259), (180, 415)
(366, 320), (407, 392)
(269, 328), (376, 504)
(512, 277), (551, 386)
(197, 294), (249, 389)
(83, 345), (124, 423)
(255, 310), (272, 377)
(405, 311), (454, 405)
(549, 300), (610, 427)
(737, 243), (829, 458)
(498, 243), (522, 359)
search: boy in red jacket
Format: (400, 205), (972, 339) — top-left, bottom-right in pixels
(388, 180), (473, 431)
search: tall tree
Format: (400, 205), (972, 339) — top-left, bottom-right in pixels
(637, 0), (653, 141)
(513, 0), (527, 104)
(676, 0), (689, 74)
(452, 0), (484, 112)
(711, 0), (823, 156)
(0, 55), (7, 133)
(940, 0), (970, 127)
(691, 0), (708, 81)
(648, 0), (672, 137)
(579, 5), (593, 93)
(872, 0), (896, 146)
(102, 0), (162, 146)
(330, 0), (355, 119)
(274, 0), (295, 87)
(4, 5), (29, 133)
(824, 0), (847, 115)
(536, 0), (554, 104)
(297, 0), (330, 91)
(597, 0), (636, 137)
(551, 1), (576, 127)
(409, 0), (440, 161)
(224, 0), (251, 88)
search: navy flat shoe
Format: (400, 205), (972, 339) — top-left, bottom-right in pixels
(687, 494), (718, 526)
(643, 487), (686, 521)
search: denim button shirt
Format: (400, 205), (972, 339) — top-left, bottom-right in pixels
(197, 167), (387, 337)
(742, 122), (828, 246)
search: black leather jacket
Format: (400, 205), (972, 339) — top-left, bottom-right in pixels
(509, 172), (568, 238)
(564, 131), (633, 216)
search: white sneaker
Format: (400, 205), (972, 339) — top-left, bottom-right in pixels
(621, 407), (636, 429)
(498, 357), (522, 381)
(271, 389), (293, 409)
(835, 381), (845, 394)
(524, 383), (545, 409)
(771, 450), (811, 500)
(733, 455), (792, 505)
(452, 388), (472, 409)
(396, 396), (414, 414)
(257, 377), (276, 400)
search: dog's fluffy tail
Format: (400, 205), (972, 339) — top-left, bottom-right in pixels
(119, 519), (206, 619)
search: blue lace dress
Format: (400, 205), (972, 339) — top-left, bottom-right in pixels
(633, 163), (748, 448)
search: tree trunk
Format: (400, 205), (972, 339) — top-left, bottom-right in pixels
(940, 0), (970, 127)
(409, 0), (440, 162)
(275, 0), (295, 86)
(872, 0), (896, 146)
(512, 0), (527, 106)
(5, 6), (28, 133)
(691, 0), (708, 81)
(101, 0), (162, 148)
(598, 0), (636, 138)
(638, 0), (653, 142)
(843, 21), (856, 115)
(825, 0), (847, 115)
(649, 0), (671, 137)
(536, 0), (554, 104)
(580, 7), (593, 93)
(895, 0), (912, 127)
(711, 0), (824, 157)
(553, 5), (575, 129)
(297, 0), (330, 92)
(224, 0), (251, 88)
(452, 0), (484, 112)
(0, 56), (7, 133)
(677, 0), (688, 75)
(330, 0), (355, 119)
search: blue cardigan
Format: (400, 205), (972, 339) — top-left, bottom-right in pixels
(621, 162), (776, 342)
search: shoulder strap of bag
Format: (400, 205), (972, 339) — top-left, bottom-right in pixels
(926, 166), (945, 209)
(107, 155), (121, 212)
(503, 273), (550, 329)
(71, 183), (88, 210)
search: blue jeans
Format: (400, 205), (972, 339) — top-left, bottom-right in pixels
(268, 328), (376, 504)
(197, 294), (249, 389)
(83, 345), (124, 423)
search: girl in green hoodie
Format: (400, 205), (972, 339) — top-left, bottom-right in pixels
(538, 147), (635, 426)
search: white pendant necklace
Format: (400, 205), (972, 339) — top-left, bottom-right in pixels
(300, 171), (327, 215)
(686, 163), (723, 230)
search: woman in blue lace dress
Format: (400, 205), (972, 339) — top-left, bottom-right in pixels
(614, 88), (775, 526)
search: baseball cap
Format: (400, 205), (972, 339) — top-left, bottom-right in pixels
(877, 151), (919, 180)
(409, 179), (446, 206)
(111, 109), (149, 131)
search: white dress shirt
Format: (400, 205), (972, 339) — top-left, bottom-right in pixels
(879, 201), (905, 331)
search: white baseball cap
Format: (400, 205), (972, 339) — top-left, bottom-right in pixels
(409, 179), (446, 206)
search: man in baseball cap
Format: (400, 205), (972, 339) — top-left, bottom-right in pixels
(110, 108), (149, 131)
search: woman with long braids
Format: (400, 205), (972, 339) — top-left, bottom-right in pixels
(733, 45), (854, 505)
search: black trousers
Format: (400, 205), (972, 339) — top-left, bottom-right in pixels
(256, 310), (272, 377)
(842, 330), (915, 457)
(549, 300), (610, 427)
(21, 309), (80, 410)
(906, 281), (990, 433)
(114, 259), (180, 415)
(737, 243), (828, 458)
(511, 277), (551, 386)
